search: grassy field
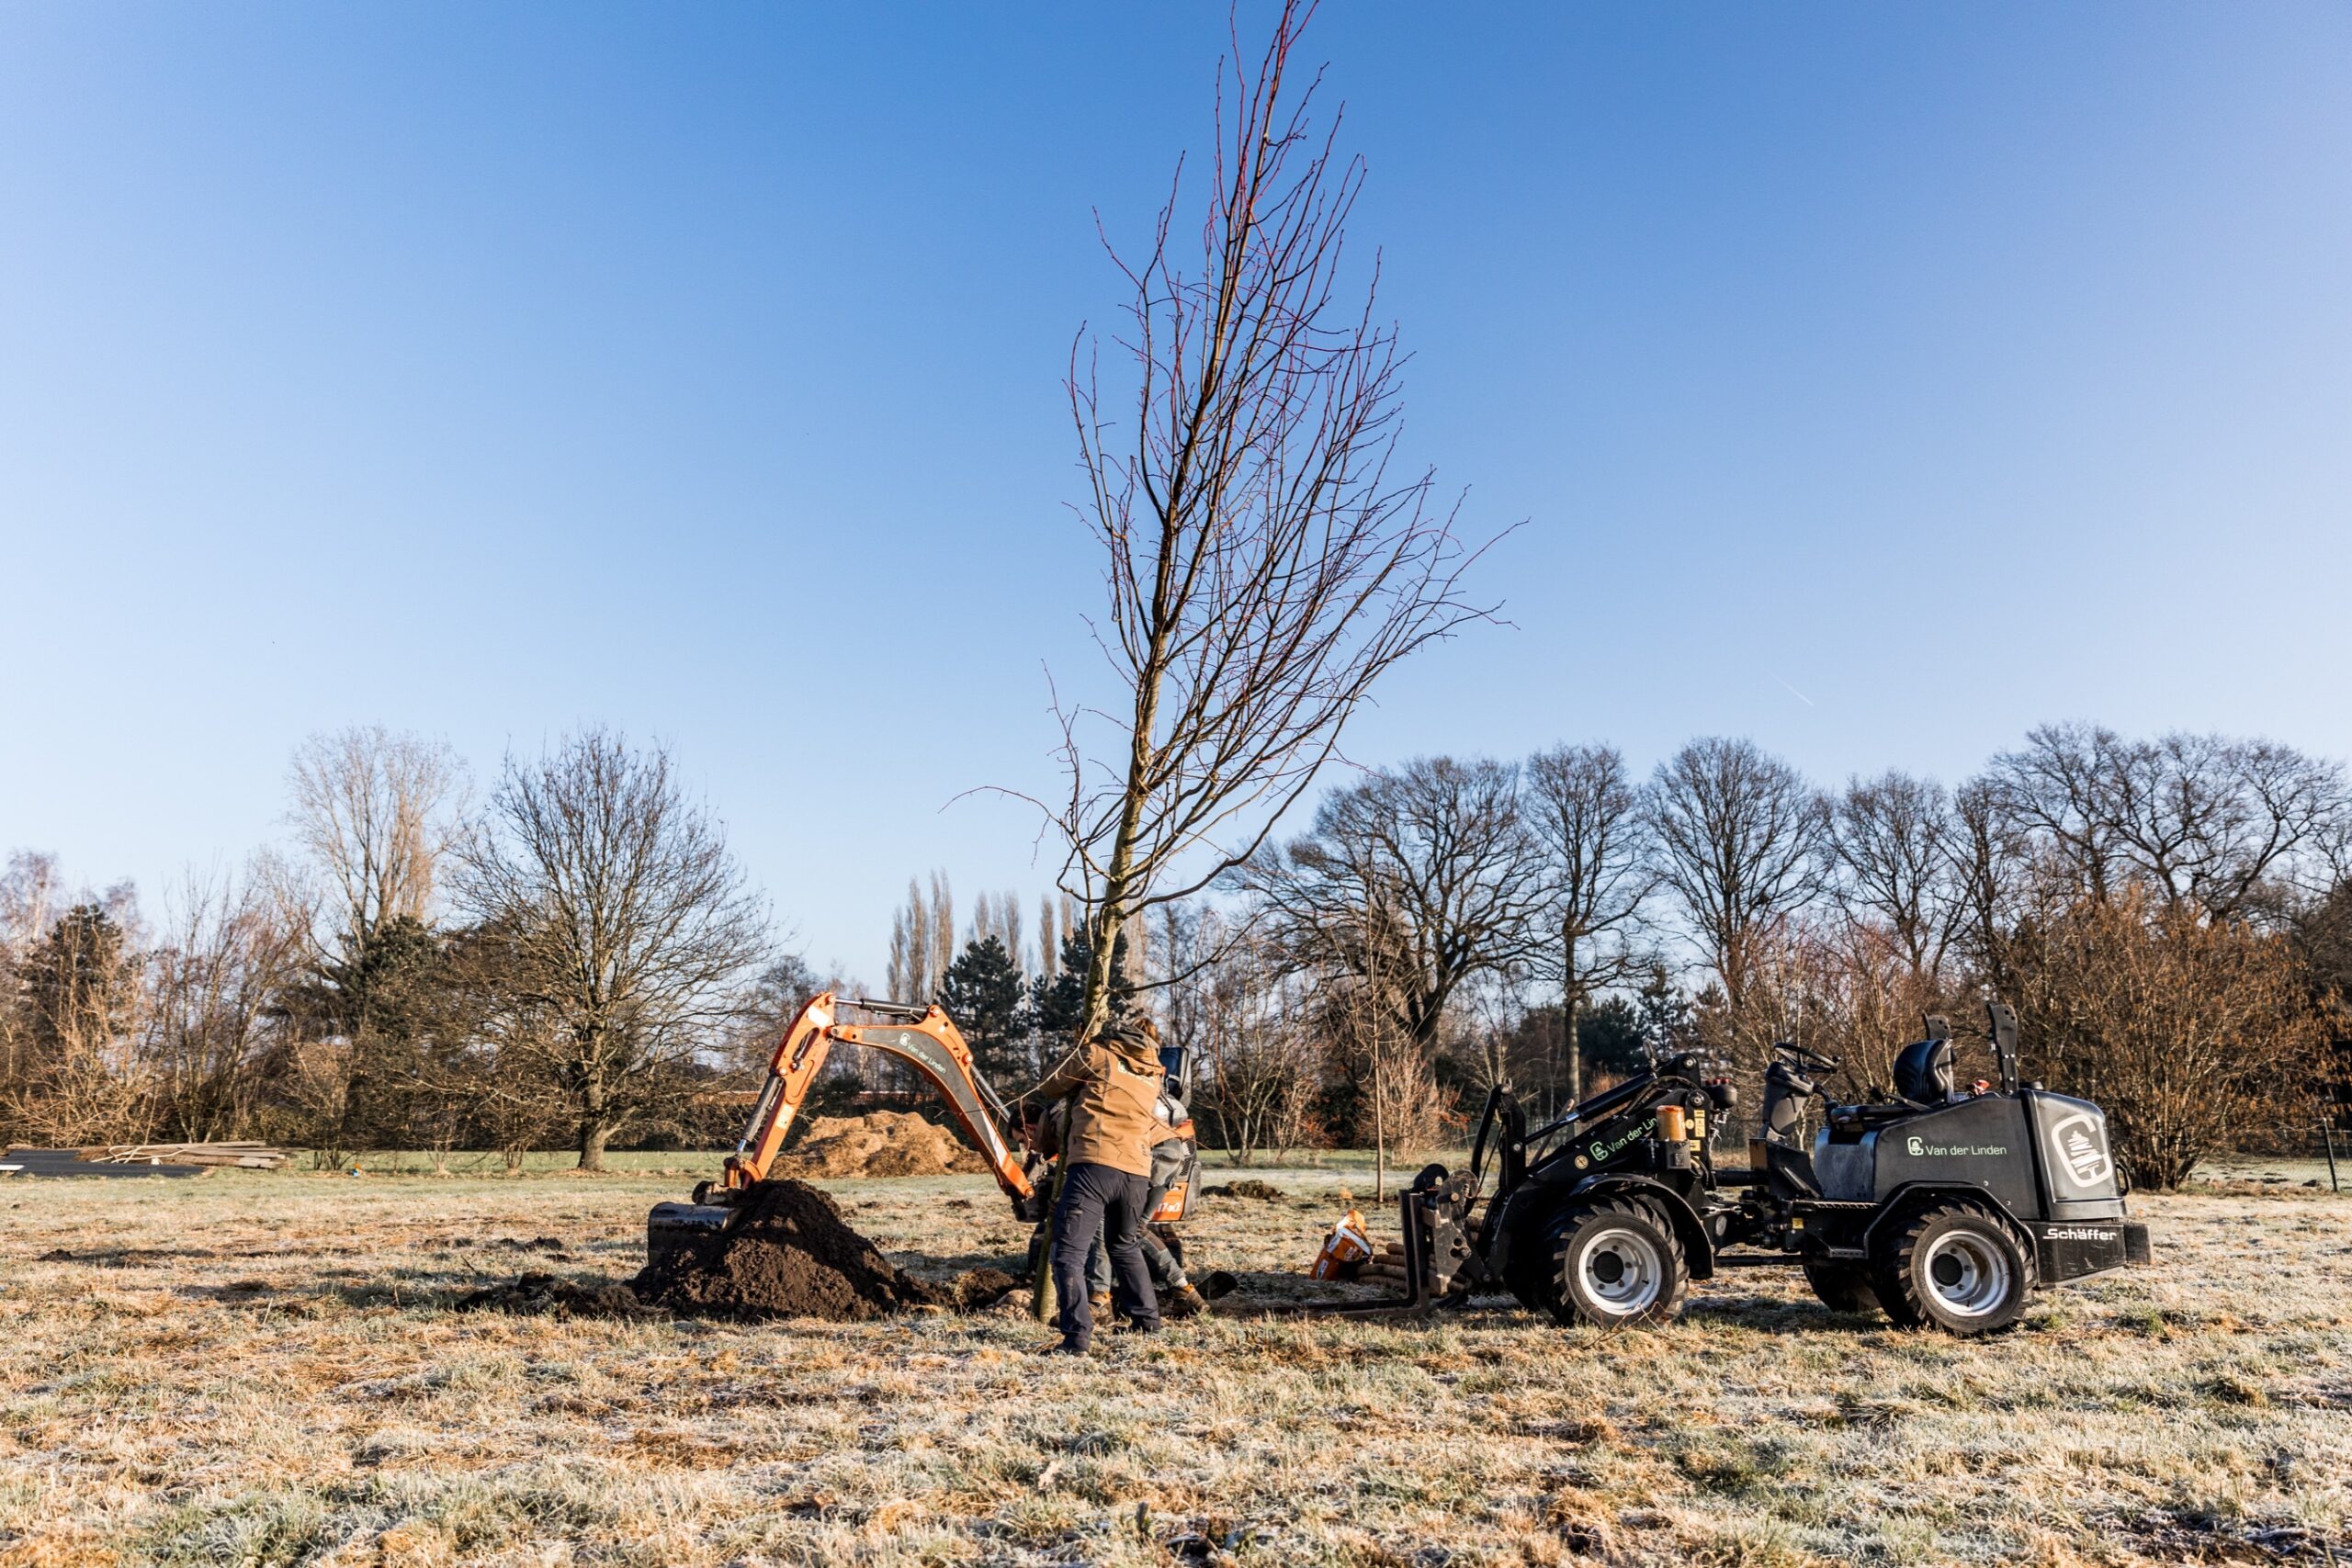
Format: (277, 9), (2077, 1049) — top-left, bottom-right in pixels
(1, 1157), (2345, 1567)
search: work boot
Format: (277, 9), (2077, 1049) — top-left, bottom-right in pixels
(1165, 1283), (1209, 1319)
(1043, 1337), (1088, 1356)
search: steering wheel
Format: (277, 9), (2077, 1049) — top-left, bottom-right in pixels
(1775, 1040), (1841, 1073)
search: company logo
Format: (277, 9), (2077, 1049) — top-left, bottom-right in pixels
(1589, 1121), (1650, 1163)
(2047, 1111), (2112, 1187)
(1906, 1136), (1924, 1156)
(2042, 1227), (2120, 1242)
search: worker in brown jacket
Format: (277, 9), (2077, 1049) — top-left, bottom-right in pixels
(1023, 1016), (1166, 1352)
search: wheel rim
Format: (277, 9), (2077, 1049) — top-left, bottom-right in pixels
(1920, 1229), (2011, 1317)
(1574, 1224), (1664, 1316)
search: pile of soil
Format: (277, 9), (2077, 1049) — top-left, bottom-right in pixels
(949, 1267), (1020, 1310)
(630, 1179), (942, 1321)
(1204, 1179), (1283, 1201)
(456, 1270), (662, 1320)
(771, 1112), (989, 1179)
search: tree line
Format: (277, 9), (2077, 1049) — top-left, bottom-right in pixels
(5, 720), (2346, 1187)
(0, 726), (778, 1169)
(1137, 725), (2348, 1190)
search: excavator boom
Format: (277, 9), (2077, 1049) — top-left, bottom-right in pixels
(719, 992), (1032, 1201)
(649, 993), (1033, 1269)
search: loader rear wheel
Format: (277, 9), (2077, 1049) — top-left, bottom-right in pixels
(1539, 1199), (1687, 1329)
(1871, 1202), (2028, 1337)
(1802, 1259), (1881, 1315)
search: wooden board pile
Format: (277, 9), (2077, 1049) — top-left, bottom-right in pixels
(89, 1142), (288, 1169)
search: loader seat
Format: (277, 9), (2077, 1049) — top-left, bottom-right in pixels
(1893, 1037), (1956, 1104)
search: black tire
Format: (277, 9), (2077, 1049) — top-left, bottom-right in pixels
(1537, 1199), (1688, 1329)
(1870, 1202), (2029, 1337)
(1802, 1258), (1881, 1315)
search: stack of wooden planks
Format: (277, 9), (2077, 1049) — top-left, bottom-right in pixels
(89, 1142), (288, 1169)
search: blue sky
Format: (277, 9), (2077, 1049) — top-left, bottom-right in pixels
(4, 3), (2347, 983)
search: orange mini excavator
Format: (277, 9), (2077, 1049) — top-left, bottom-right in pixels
(646, 993), (1038, 1269)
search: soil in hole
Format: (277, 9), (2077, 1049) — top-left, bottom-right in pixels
(631, 1179), (944, 1321)
(456, 1270), (662, 1320)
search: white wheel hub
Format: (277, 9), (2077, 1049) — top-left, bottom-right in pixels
(1574, 1224), (1664, 1316)
(1921, 1228), (2012, 1317)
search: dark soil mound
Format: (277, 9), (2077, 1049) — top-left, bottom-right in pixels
(949, 1267), (1020, 1309)
(457, 1270), (662, 1320)
(630, 1179), (941, 1322)
(1204, 1179), (1283, 1201)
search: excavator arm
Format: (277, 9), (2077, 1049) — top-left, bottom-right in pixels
(649, 993), (1035, 1269)
(718, 992), (1034, 1202)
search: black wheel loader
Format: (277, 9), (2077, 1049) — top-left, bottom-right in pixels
(1311, 1002), (2151, 1337)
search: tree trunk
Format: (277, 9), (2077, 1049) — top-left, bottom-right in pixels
(577, 1116), (609, 1171)
(1372, 1038), (1386, 1204)
(1565, 989), (1583, 1111)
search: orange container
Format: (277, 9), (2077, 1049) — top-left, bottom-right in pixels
(1656, 1104), (1687, 1142)
(1310, 1208), (1373, 1280)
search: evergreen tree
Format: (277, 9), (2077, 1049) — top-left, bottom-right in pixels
(1574, 995), (1653, 1081)
(1030, 926), (1134, 1049)
(20, 905), (138, 1064)
(288, 912), (450, 1146)
(939, 935), (1029, 1084)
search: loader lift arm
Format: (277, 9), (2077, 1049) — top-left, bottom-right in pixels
(715, 992), (1034, 1203)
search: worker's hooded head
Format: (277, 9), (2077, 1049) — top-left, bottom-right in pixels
(1094, 1016), (1161, 1075)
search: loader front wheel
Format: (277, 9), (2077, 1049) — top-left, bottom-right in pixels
(1539, 1199), (1687, 1329)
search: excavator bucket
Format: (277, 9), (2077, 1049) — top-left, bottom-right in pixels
(646, 1197), (739, 1274)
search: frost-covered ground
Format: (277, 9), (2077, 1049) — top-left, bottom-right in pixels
(1, 1159), (2346, 1566)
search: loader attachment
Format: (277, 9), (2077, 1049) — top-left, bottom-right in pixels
(1227, 1089), (1518, 1320)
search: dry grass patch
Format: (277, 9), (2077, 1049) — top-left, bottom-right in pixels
(0, 1165), (2345, 1565)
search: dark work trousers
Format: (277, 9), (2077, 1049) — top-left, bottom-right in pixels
(1050, 1159), (1158, 1348)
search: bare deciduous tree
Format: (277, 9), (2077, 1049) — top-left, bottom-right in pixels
(1042, 0), (1496, 1040)
(1251, 757), (1544, 1057)
(1831, 770), (1961, 982)
(1524, 743), (1655, 1108)
(452, 730), (768, 1169)
(2010, 887), (2324, 1188)
(1647, 738), (1829, 1015)
(1158, 901), (1318, 1165)
(144, 868), (302, 1142)
(286, 726), (463, 953)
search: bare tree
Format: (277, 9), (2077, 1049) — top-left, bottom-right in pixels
(1040, 0), (1496, 1040)
(1524, 744), (1656, 1108)
(1245, 755), (1543, 1190)
(1036, 894), (1059, 981)
(928, 871), (956, 999)
(1647, 738), (1829, 1014)
(452, 730), (768, 1169)
(1250, 757), (1545, 1056)
(1159, 902), (1317, 1164)
(286, 727), (463, 953)
(1987, 722), (2129, 903)
(886, 877), (928, 1004)
(1990, 725), (2348, 920)
(1831, 770), (1961, 982)
(2009, 887), (2324, 1188)
(144, 868), (302, 1143)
